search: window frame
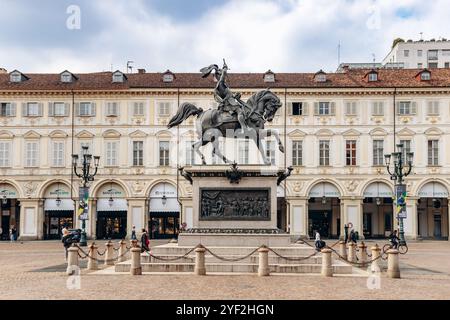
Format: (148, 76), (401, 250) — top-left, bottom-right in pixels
(319, 140), (330, 166)
(372, 140), (384, 166)
(132, 140), (144, 166)
(105, 140), (119, 167)
(427, 139), (439, 166)
(0, 141), (11, 167)
(159, 141), (170, 166)
(292, 140), (303, 166)
(345, 140), (357, 166)
(25, 141), (39, 167)
(51, 141), (65, 167)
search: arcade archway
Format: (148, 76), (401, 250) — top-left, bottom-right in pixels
(148, 182), (180, 239)
(362, 182), (394, 239)
(308, 182), (341, 239)
(417, 182), (449, 240)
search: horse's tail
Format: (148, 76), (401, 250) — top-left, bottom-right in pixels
(167, 102), (203, 129)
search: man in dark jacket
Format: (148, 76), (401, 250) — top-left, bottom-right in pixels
(140, 229), (150, 253)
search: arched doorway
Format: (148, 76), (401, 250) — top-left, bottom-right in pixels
(417, 182), (449, 240)
(0, 183), (20, 240)
(148, 183), (180, 239)
(362, 182), (394, 239)
(308, 182), (341, 239)
(96, 182), (128, 240)
(277, 186), (287, 231)
(43, 183), (74, 240)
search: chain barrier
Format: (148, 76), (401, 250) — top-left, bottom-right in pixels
(97, 249), (106, 256)
(326, 245), (383, 267)
(113, 247), (120, 252)
(203, 247), (260, 262)
(144, 245), (199, 261)
(266, 247), (320, 261)
(74, 244), (131, 264)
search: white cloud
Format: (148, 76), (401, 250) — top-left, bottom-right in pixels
(0, 0), (449, 73)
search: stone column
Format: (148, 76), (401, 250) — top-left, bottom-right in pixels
(194, 246), (206, 275)
(347, 242), (356, 263)
(130, 247), (142, 275)
(339, 241), (347, 260)
(405, 197), (419, 240)
(118, 239), (127, 262)
(36, 199), (45, 240)
(258, 246), (270, 276)
(370, 244), (381, 272)
(127, 198), (146, 240)
(358, 241), (367, 267)
(87, 243), (98, 270)
(287, 197), (308, 239)
(104, 240), (114, 266)
(341, 197), (364, 240)
(18, 199), (40, 241)
(321, 248), (333, 277)
(66, 246), (79, 275)
(88, 199), (97, 239)
(387, 249), (400, 278)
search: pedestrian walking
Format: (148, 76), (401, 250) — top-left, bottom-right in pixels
(0, 227), (3, 241)
(131, 225), (137, 240)
(314, 230), (324, 251)
(344, 224), (349, 243)
(350, 229), (357, 244)
(140, 228), (150, 253)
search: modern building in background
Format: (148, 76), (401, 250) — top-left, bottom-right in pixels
(0, 67), (449, 241)
(382, 39), (450, 69)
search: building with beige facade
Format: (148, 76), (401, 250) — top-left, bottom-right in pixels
(0, 67), (449, 241)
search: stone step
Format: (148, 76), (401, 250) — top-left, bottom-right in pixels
(115, 261), (352, 274)
(150, 245), (314, 256)
(141, 254), (322, 265)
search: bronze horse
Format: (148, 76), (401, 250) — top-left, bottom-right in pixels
(167, 89), (284, 165)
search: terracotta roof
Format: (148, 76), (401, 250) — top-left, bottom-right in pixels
(1, 68), (450, 91)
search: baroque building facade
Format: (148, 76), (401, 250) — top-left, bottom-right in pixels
(0, 67), (449, 241)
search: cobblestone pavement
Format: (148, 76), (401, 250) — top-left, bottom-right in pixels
(1, 240), (450, 300)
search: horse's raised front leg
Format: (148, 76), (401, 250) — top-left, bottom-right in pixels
(265, 129), (284, 153)
(212, 137), (230, 164)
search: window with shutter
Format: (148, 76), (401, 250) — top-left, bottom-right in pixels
(317, 102), (330, 115)
(158, 102), (171, 116)
(372, 101), (384, 116)
(427, 101), (440, 115)
(398, 101), (412, 115)
(185, 141), (195, 165)
(27, 102), (39, 116)
(0, 103), (12, 117)
(25, 141), (39, 167)
(428, 140), (439, 166)
(133, 141), (144, 166)
(265, 140), (276, 165)
(133, 102), (144, 116)
(106, 102), (119, 116)
(238, 140), (249, 164)
(292, 140), (302, 166)
(105, 141), (119, 166)
(0, 141), (11, 167)
(291, 102), (303, 116)
(372, 140), (384, 166)
(159, 141), (170, 166)
(345, 102), (357, 115)
(79, 102), (92, 116)
(52, 141), (64, 167)
(345, 140), (357, 166)
(53, 102), (66, 116)
(319, 140), (330, 166)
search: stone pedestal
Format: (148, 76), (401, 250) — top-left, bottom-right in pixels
(178, 165), (291, 247)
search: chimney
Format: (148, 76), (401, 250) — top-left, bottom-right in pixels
(0, 68), (7, 74)
(138, 69), (146, 74)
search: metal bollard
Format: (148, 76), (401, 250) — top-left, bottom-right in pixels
(321, 248), (333, 277)
(339, 241), (347, 260)
(118, 240), (127, 263)
(370, 244), (381, 272)
(66, 245), (79, 275)
(87, 243), (98, 271)
(358, 242), (367, 267)
(257, 246), (270, 276)
(104, 240), (114, 266)
(194, 246), (206, 275)
(130, 247), (142, 275)
(347, 242), (356, 263)
(387, 249), (400, 278)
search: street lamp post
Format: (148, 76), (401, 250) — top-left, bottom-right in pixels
(72, 146), (100, 246)
(384, 143), (414, 246)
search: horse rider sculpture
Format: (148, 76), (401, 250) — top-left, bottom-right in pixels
(200, 59), (250, 134)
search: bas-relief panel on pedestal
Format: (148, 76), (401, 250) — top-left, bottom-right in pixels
(199, 188), (270, 221)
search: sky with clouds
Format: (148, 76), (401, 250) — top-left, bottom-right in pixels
(0, 0), (448, 73)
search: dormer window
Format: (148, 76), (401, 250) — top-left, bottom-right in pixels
(9, 70), (27, 83)
(421, 71), (431, 81)
(367, 70), (378, 82)
(60, 71), (77, 83)
(314, 70), (327, 82)
(264, 70), (275, 83)
(112, 70), (126, 83)
(162, 70), (174, 83)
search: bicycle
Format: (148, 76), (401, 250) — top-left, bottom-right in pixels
(382, 241), (408, 258)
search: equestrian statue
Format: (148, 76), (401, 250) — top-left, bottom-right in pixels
(167, 60), (284, 165)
